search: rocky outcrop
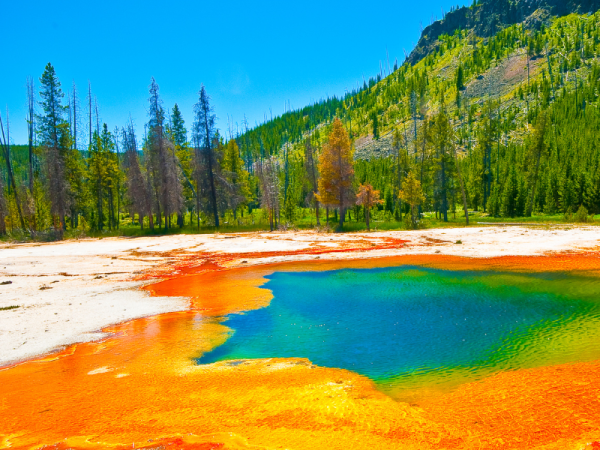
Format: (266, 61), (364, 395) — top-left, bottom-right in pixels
(407, 0), (600, 66)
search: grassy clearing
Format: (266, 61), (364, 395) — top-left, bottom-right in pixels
(0, 209), (597, 243)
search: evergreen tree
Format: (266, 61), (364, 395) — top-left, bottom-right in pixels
(192, 85), (221, 227)
(525, 112), (548, 216)
(430, 107), (455, 222)
(304, 137), (320, 225)
(169, 103), (193, 227)
(223, 139), (250, 218)
(38, 63), (70, 234)
(146, 78), (183, 229)
(169, 104), (187, 148)
(371, 110), (380, 140)
(316, 118), (355, 229)
(356, 183), (383, 231)
(399, 172), (425, 229)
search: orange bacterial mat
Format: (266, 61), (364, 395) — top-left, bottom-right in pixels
(1, 253), (600, 450)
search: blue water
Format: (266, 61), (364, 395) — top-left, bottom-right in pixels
(196, 266), (600, 389)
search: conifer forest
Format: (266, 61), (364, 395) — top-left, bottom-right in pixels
(3, 0), (600, 239)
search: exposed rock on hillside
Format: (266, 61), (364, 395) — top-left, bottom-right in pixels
(408, 0), (600, 65)
(465, 51), (545, 99)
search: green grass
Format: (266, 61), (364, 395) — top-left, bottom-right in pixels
(1, 209), (597, 243)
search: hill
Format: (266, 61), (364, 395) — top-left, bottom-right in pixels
(233, 0), (600, 219)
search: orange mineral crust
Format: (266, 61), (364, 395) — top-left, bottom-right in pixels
(1, 254), (600, 450)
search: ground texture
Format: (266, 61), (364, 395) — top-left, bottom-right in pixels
(1, 226), (600, 450)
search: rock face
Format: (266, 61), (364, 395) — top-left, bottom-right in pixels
(407, 0), (600, 65)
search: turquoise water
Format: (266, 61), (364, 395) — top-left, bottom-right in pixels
(197, 267), (600, 396)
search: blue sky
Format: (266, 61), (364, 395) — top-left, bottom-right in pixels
(3, 0), (469, 144)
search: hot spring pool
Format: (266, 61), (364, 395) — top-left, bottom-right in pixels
(197, 266), (600, 399)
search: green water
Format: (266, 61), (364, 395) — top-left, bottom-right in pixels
(197, 267), (600, 399)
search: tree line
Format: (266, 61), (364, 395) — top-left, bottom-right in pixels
(0, 63), (384, 237)
(0, 64), (255, 237)
(2, 9), (600, 238)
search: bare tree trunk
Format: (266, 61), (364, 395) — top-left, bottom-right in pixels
(114, 127), (120, 229)
(95, 97), (100, 135)
(27, 77), (37, 232)
(196, 196), (200, 230)
(0, 199), (5, 235)
(338, 150), (345, 229)
(97, 171), (103, 231)
(27, 77), (35, 194)
(527, 154), (542, 217)
(441, 157), (448, 222)
(88, 82), (92, 149)
(205, 129), (219, 227)
(0, 110), (27, 233)
(305, 140), (320, 226)
(453, 147), (469, 225)
(72, 82), (78, 150)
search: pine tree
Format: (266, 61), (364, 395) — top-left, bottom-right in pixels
(371, 110), (380, 140)
(192, 85), (221, 227)
(456, 64), (465, 91)
(169, 103), (193, 227)
(38, 63), (70, 234)
(169, 104), (187, 148)
(88, 130), (107, 230)
(430, 108), (455, 222)
(525, 111), (548, 216)
(399, 172), (425, 229)
(356, 183), (383, 231)
(146, 78), (183, 229)
(316, 118), (355, 229)
(501, 165), (518, 217)
(223, 139), (250, 218)
(304, 137), (320, 226)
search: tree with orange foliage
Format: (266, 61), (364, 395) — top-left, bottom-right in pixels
(356, 183), (383, 231)
(399, 171), (425, 229)
(316, 118), (355, 229)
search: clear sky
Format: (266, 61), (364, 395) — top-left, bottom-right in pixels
(2, 0), (469, 144)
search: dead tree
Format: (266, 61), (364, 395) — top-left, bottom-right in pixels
(0, 109), (28, 232)
(304, 138), (320, 225)
(0, 172), (5, 235)
(26, 77), (35, 194)
(123, 123), (153, 229)
(147, 78), (183, 229)
(88, 82), (93, 150)
(114, 126), (121, 229)
(256, 156), (280, 231)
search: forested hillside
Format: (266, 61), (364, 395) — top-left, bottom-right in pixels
(1, 0), (600, 238)
(235, 0), (600, 224)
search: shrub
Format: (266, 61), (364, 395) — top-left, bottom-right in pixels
(574, 205), (589, 223)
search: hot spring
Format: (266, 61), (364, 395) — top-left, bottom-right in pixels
(197, 266), (600, 400)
